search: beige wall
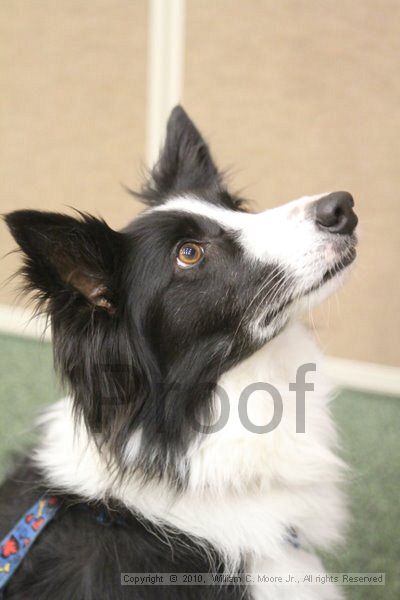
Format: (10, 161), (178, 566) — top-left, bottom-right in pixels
(1, 1), (399, 366)
(0, 0), (147, 302)
(185, 0), (400, 366)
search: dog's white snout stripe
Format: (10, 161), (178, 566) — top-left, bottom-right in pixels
(153, 194), (327, 274)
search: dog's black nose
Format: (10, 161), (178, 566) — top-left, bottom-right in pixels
(315, 191), (358, 235)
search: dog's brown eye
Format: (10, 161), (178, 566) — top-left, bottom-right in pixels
(177, 242), (204, 268)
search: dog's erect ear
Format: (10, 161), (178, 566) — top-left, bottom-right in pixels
(141, 105), (222, 204)
(5, 210), (126, 314)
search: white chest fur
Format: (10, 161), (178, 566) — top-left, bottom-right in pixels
(35, 321), (347, 584)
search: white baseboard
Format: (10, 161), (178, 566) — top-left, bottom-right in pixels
(324, 356), (400, 398)
(0, 303), (399, 397)
(0, 304), (51, 341)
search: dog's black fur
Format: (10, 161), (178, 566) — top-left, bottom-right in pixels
(1, 107), (272, 599)
(0, 461), (248, 600)
(4, 108), (284, 487)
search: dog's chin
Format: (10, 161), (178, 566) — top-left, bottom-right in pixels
(321, 245), (356, 285)
(255, 246), (356, 336)
(297, 247), (357, 311)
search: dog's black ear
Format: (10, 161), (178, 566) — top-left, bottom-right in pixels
(141, 105), (222, 204)
(5, 210), (126, 315)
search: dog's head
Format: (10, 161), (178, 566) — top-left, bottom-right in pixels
(5, 107), (357, 484)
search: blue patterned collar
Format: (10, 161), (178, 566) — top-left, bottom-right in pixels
(0, 494), (61, 592)
(0, 494), (129, 594)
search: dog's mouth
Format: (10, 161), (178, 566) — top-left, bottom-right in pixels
(302, 246), (357, 301)
(320, 245), (357, 286)
(257, 243), (357, 329)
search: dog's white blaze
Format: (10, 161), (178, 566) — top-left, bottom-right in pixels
(152, 194), (335, 292)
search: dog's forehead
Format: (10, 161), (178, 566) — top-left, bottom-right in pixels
(148, 195), (251, 232)
(147, 193), (324, 227)
(144, 195), (269, 264)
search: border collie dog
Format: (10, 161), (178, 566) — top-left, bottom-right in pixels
(1, 107), (357, 599)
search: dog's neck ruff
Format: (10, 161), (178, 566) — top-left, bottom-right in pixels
(33, 321), (347, 571)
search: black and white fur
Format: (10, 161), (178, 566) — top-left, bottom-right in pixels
(1, 106), (358, 599)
